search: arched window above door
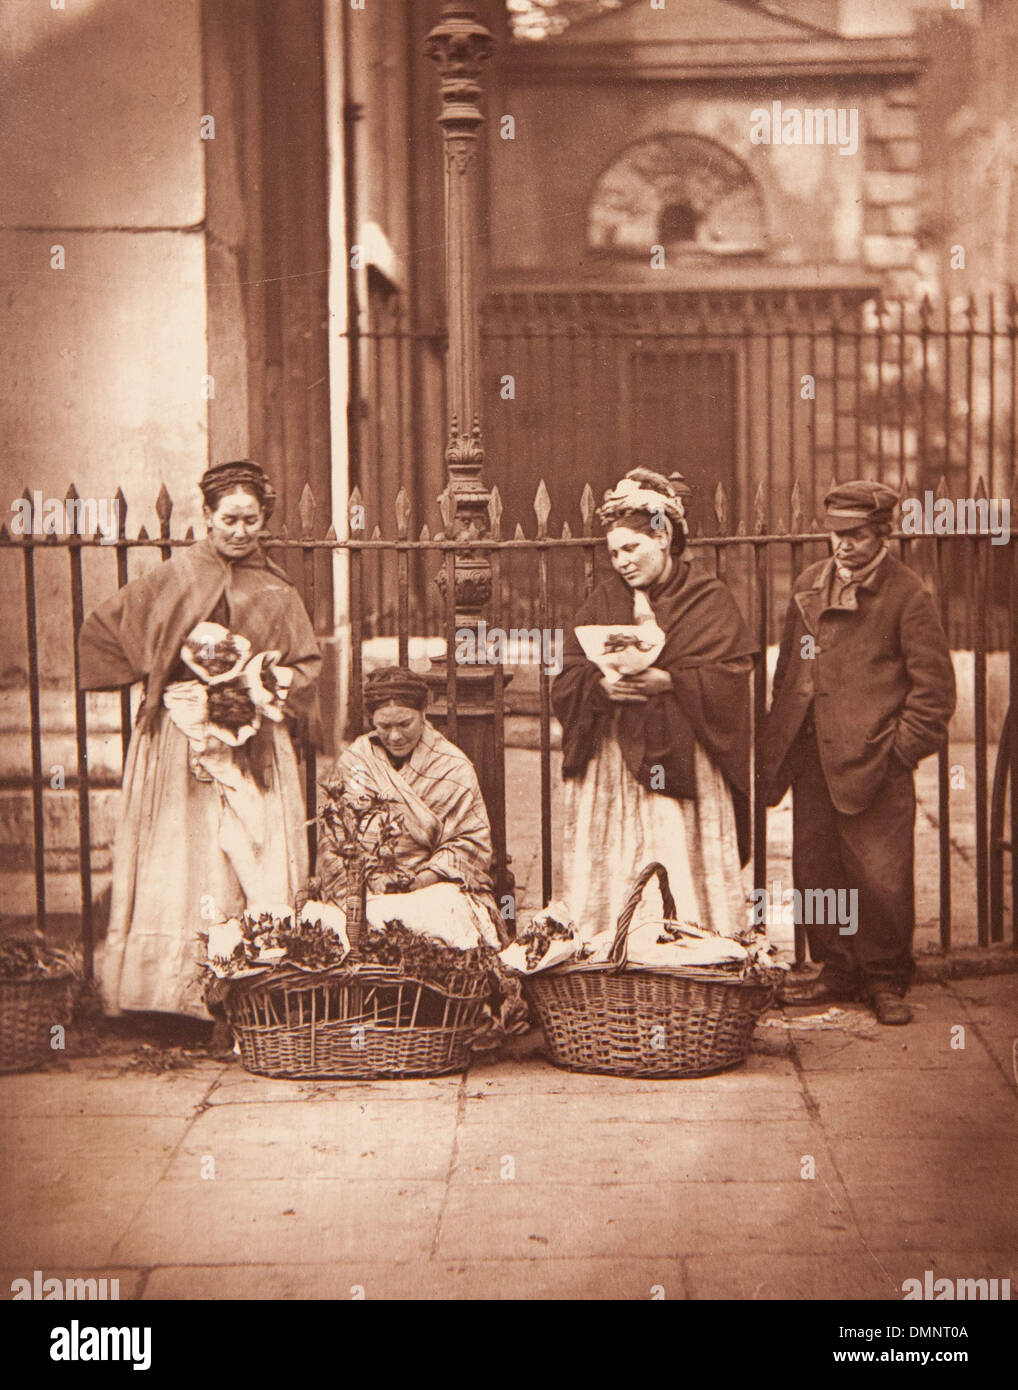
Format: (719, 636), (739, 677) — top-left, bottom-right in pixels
(588, 133), (767, 258)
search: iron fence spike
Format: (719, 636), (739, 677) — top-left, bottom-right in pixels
(154, 483), (173, 525)
(394, 487), (411, 538)
(713, 479), (729, 530)
(533, 479), (551, 537)
(419, 524), (430, 541)
(298, 483), (316, 534)
(137, 524), (150, 541)
(438, 486), (456, 534)
(488, 492), (503, 541)
(514, 522), (526, 541)
(325, 523), (338, 542)
(561, 520), (572, 539)
(65, 482), (80, 501)
(371, 524), (381, 540)
(753, 481), (767, 534)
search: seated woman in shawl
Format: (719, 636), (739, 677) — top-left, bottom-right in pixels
(315, 666), (507, 952)
(551, 468), (757, 950)
(77, 461), (321, 1020)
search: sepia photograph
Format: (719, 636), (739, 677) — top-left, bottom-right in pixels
(0, 0), (1015, 1351)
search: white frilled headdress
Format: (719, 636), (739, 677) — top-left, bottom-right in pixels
(596, 474), (689, 538)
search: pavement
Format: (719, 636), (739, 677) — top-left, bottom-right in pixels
(0, 974), (1016, 1301)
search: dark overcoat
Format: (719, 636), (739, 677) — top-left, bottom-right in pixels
(761, 553), (956, 815)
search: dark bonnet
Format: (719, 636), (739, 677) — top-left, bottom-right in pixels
(363, 666), (430, 715)
(199, 461), (277, 521)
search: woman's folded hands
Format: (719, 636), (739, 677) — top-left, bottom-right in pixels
(598, 667), (673, 703)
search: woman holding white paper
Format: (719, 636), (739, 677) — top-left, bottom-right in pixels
(551, 469), (757, 950)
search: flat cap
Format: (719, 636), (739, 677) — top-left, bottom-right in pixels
(823, 480), (898, 532)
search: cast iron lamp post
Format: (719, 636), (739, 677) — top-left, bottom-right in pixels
(425, 2), (513, 907)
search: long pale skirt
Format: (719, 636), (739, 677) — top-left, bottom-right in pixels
(100, 712), (308, 1019)
(562, 725), (746, 952)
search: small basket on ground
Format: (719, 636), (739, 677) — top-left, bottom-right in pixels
(223, 959), (490, 1079)
(0, 973), (75, 1073)
(527, 863), (775, 1079)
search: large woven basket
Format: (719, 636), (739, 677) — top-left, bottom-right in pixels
(527, 863), (775, 1079)
(0, 973), (75, 1073)
(223, 960), (490, 1079)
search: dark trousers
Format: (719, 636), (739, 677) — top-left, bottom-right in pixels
(790, 725), (916, 994)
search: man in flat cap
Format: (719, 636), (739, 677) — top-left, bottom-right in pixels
(761, 481), (956, 1024)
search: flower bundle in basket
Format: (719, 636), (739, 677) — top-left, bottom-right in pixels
(0, 937), (78, 1073)
(201, 777), (498, 1079)
(524, 863), (781, 1079)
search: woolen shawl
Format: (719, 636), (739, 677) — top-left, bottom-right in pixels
(77, 537), (322, 737)
(552, 559), (758, 864)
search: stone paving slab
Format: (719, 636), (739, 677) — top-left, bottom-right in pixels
(1, 1115), (185, 1183)
(141, 1258), (690, 1301)
(0, 1174), (161, 1268)
(851, 1186), (1018, 1253)
(434, 1180), (858, 1262)
(111, 1179), (446, 1266)
(454, 1116), (824, 1186)
(942, 975), (1018, 1084)
(0, 1067), (222, 1118)
(168, 1098), (460, 1183)
(684, 1252), (897, 1301)
(203, 1072), (462, 1107)
(799, 1069), (1017, 1137)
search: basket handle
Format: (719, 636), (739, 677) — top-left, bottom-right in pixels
(609, 862), (677, 970)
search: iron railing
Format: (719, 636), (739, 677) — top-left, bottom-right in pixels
(1, 480), (1015, 974)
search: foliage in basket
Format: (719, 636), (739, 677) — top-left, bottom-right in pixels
(0, 935), (79, 1074)
(0, 936), (80, 982)
(201, 906), (503, 997)
(198, 773), (527, 1043)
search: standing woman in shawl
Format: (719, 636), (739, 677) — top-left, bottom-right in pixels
(552, 468), (757, 949)
(78, 462), (321, 1020)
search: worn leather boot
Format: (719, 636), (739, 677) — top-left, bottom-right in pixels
(870, 988), (912, 1026)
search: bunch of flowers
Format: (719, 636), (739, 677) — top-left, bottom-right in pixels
(316, 776), (416, 936)
(180, 621), (293, 746)
(518, 917), (579, 972)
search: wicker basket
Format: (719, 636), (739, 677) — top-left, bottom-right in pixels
(0, 973), (75, 1073)
(527, 863), (776, 1078)
(223, 960), (490, 1079)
